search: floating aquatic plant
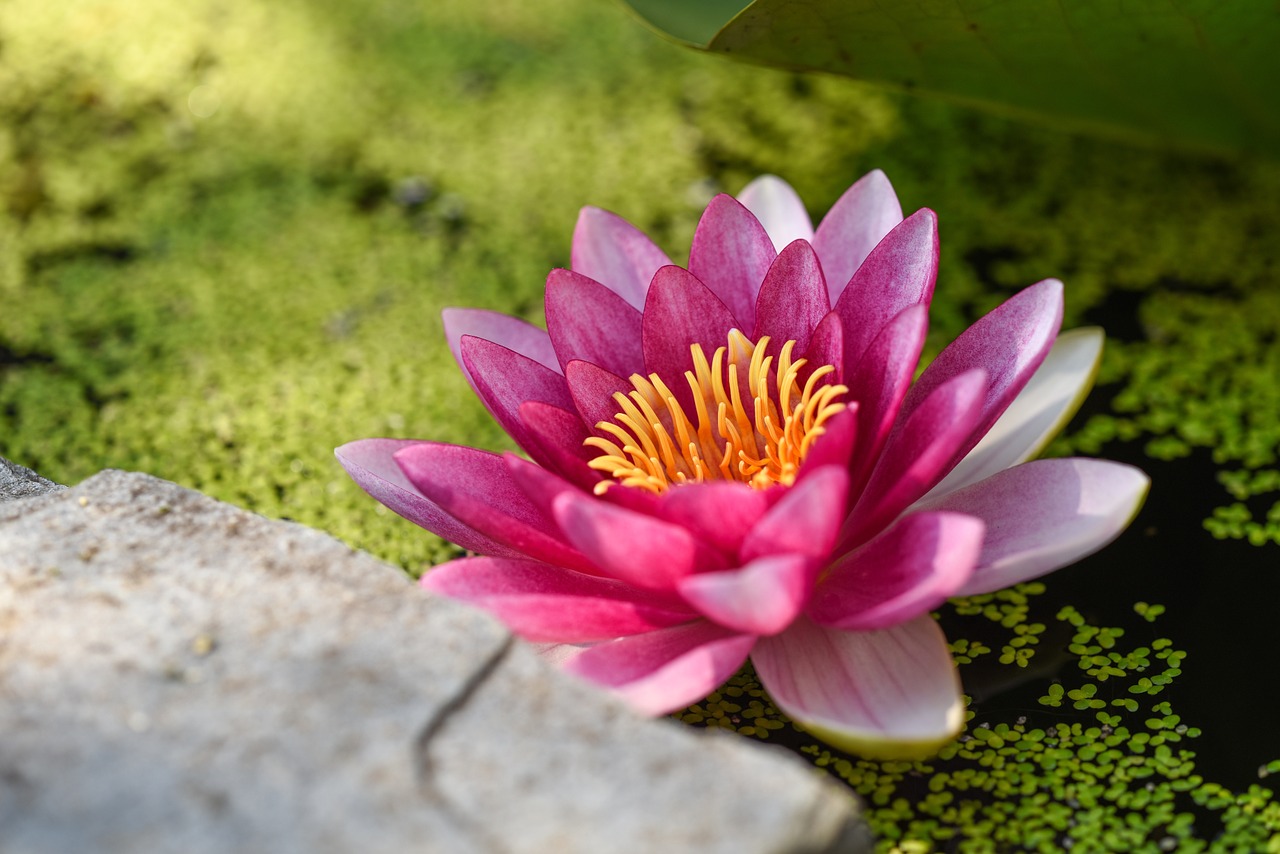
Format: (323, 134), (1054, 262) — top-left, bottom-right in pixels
(337, 171), (1148, 758)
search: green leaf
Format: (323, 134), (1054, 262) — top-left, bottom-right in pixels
(620, 0), (1280, 157)
(621, 0), (751, 45)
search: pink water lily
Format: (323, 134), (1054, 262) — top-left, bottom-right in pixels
(337, 171), (1148, 759)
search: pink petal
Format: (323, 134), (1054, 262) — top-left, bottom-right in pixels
(804, 311), (845, 383)
(737, 175), (815, 252)
(394, 442), (595, 573)
(752, 615), (964, 759)
(842, 369), (987, 548)
(544, 268), (645, 377)
(571, 206), (672, 310)
(741, 466), (849, 562)
(442, 308), (561, 391)
(752, 239), (830, 355)
(564, 359), (634, 430)
(677, 554), (813, 636)
(832, 208), (938, 378)
(844, 304), (929, 494)
(808, 511), (984, 631)
(914, 458), (1150, 596)
(518, 401), (601, 489)
(461, 335), (576, 463)
(641, 265), (738, 411)
(421, 556), (696, 643)
(899, 279), (1064, 476)
(335, 439), (522, 559)
(792, 402), (859, 482)
(565, 621), (756, 715)
(552, 490), (727, 592)
(687, 194), (777, 331)
(926, 327), (1103, 500)
(654, 481), (769, 555)
(812, 169), (904, 303)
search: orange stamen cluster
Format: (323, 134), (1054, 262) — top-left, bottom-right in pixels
(585, 330), (848, 495)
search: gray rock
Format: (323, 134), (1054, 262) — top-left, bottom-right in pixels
(0, 455), (63, 502)
(0, 469), (869, 853)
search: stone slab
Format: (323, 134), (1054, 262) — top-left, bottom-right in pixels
(0, 468), (869, 853)
(0, 456), (62, 502)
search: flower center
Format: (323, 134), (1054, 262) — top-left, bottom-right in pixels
(584, 330), (848, 495)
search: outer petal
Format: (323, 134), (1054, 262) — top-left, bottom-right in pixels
(687, 194), (777, 331)
(394, 442), (595, 573)
(737, 174), (815, 252)
(752, 615), (964, 760)
(925, 327), (1104, 500)
(898, 279), (1064, 477)
(552, 490), (726, 592)
(752, 239), (830, 355)
(677, 554), (813, 636)
(460, 335), (576, 464)
(808, 512), (985, 631)
(421, 556), (696, 643)
(641, 265), (738, 410)
(914, 458), (1150, 596)
(842, 369), (987, 548)
(545, 268), (645, 377)
(813, 169), (904, 304)
(443, 308), (561, 389)
(335, 439), (522, 559)
(804, 311), (845, 383)
(832, 208), (938, 380)
(564, 621), (756, 715)
(572, 206), (672, 310)
(741, 465), (849, 562)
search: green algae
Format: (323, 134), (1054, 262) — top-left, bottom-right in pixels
(3, 0), (1280, 848)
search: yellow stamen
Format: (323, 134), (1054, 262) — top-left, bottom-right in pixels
(586, 331), (849, 495)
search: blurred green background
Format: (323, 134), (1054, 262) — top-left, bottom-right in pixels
(5, 0), (1280, 847)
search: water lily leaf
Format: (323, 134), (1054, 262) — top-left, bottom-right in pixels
(621, 0), (751, 45)
(621, 0), (1280, 157)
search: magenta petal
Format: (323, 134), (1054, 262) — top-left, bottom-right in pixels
(394, 442), (595, 573)
(442, 308), (561, 391)
(654, 481), (769, 555)
(571, 206), (672, 310)
(641, 265), (738, 408)
(741, 466), (849, 562)
(564, 359), (634, 430)
(335, 439), (522, 559)
(794, 404), (859, 480)
(915, 458), (1150, 596)
(844, 304), (930, 493)
(752, 615), (964, 759)
(843, 369), (987, 548)
(545, 269), (645, 377)
(421, 556), (696, 643)
(687, 194), (777, 331)
(461, 335), (576, 463)
(738, 175), (815, 252)
(752, 240), (830, 354)
(832, 208), (938, 378)
(564, 621), (756, 715)
(812, 169), (904, 304)
(552, 490), (726, 592)
(900, 279), (1064, 471)
(804, 311), (846, 383)
(518, 401), (601, 489)
(677, 554), (813, 636)
(808, 511), (984, 631)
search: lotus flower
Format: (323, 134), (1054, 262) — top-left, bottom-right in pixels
(337, 171), (1148, 758)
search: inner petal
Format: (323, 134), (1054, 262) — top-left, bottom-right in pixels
(584, 331), (848, 495)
